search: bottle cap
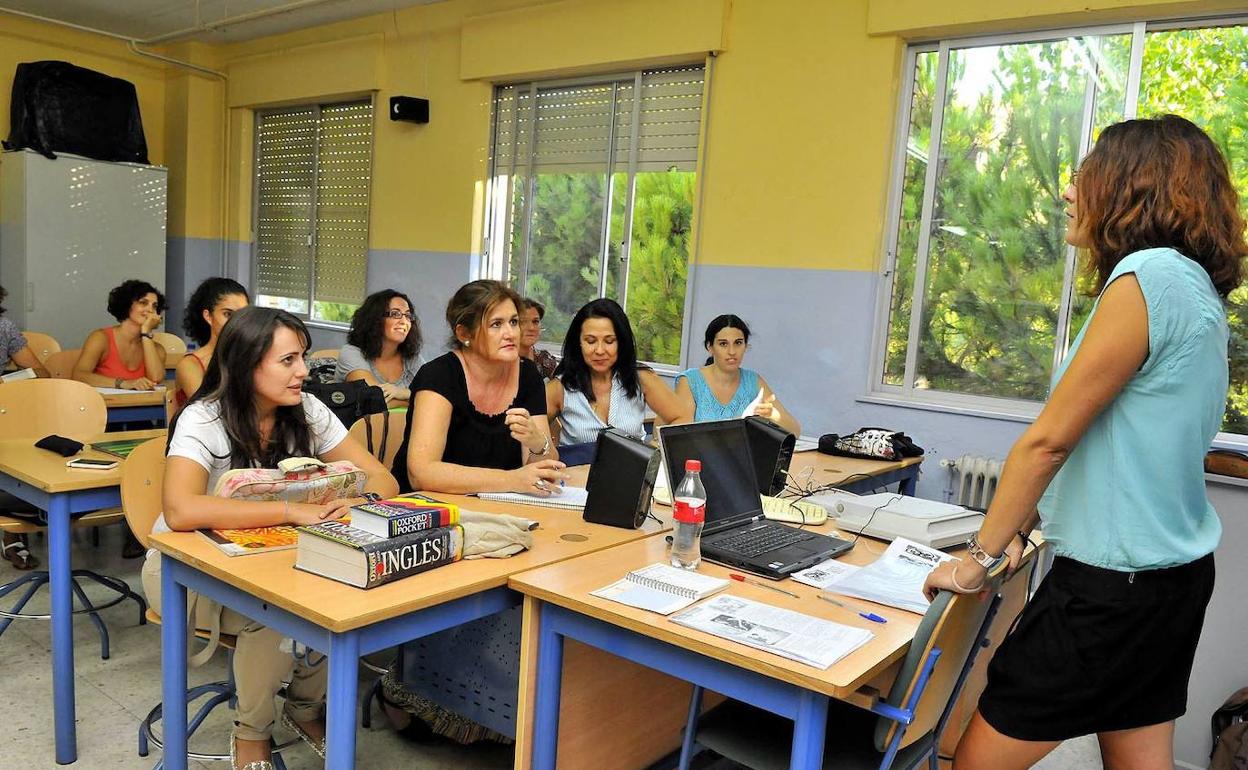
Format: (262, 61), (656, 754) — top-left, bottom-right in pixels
(685, 459), (701, 472)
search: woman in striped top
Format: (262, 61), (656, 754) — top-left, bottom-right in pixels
(545, 298), (691, 447)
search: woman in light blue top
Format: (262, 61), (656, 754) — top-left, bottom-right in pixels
(546, 298), (690, 447)
(924, 115), (1245, 770)
(336, 289), (423, 406)
(675, 314), (801, 436)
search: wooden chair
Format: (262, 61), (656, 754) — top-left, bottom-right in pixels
(18, 330), (60, 363)
(120, 437), (294, 768)
(42, 348), (81, 379)
(309, 348), (340, 360)
(348, 410), (409, 470)
(151, 331), (187, 360)
(0, 379), (147, 659)
(677, 564), (1011, 770)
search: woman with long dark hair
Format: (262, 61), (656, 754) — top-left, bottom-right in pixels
(675, 314), (801, 435)
(175, 277), (249, 410)
(545, 298), (690, 446)
(149, 306), (398, 769)
(336, 289), (424, 406)
(924, 115), (1245, 769)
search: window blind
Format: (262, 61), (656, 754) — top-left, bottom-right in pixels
(493, 65), (705, 175)
(254, 99), (372, 310)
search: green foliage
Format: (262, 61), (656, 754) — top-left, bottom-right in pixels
(510, 169), (694, 365)
(313, 301), (358, 324)
(888, 29), (1248, 433)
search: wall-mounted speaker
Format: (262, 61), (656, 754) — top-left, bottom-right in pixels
(389, 96), (430, 124)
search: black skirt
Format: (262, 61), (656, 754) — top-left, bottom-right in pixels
(978, 553), (1215, 742)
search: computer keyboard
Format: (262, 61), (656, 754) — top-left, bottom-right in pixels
(761, 495), (827, 525)
(715, 524), (814, 558)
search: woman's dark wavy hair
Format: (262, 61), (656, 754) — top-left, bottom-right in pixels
(168, 306), (314, 469)
(347, 289), (422, 361)
(182, 278), (249, 346)
(702, 314), (751, 366)
(557, 298), (642, 401)
(0, 284), (8, 317)
(1077, 114), (1247, 297)
(107, 279), (166, 322)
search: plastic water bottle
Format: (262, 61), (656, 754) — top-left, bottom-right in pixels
(670, 459), (707, 570)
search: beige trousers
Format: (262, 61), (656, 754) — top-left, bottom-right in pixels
(142, 554), (327, 741)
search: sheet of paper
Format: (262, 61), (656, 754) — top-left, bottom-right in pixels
(824, 537), (954, 614)
(790, 558), (861, 590)
(739, 387), (765, 418)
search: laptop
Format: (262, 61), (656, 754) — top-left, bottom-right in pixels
(658, 420), (853, 579)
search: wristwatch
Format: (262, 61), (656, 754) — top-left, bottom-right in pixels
(114, 377), (123, 389)
(966, 535), (1006, 571)
(140, 332), (154, 340)
(528, 434), (550, 458)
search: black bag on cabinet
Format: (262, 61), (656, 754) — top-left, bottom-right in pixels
(4, 60), (150, 163)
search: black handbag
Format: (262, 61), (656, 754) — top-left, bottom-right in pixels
(818, 427), (924, 461)
(302, 380), (388, 430)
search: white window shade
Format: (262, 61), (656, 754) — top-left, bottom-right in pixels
(254, 99), (373, 316)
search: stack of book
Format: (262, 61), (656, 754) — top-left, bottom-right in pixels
(294, 495), (464, 589)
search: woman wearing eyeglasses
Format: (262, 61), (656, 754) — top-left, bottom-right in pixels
(336, 289), (424, 407)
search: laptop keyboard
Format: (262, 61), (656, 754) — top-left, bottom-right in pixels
(715, 524), (814, 558)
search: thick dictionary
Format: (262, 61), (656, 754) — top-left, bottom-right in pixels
(295, 520), (463, 589)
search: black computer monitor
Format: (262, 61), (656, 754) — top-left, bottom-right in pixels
(658, 420), (761, 526)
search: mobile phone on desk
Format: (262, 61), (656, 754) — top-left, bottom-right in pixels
(66, 457), (119, 471)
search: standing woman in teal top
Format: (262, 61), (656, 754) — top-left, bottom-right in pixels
(675, 314), (801, 436)
(924, 115), (1245, 770)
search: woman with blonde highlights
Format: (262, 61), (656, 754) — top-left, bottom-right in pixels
(925, 115), (1245, 769)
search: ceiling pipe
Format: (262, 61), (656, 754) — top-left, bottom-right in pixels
(137, 0), (345, 45)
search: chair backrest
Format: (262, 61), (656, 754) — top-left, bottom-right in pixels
(0, 378), (107, 439)
(875, 564), (1009, 751)
(19, 330), (61, 362)
(152, 332), (187, 359)
(309, 348), (340, 360)
(120, 437), (167, 549)
(348, 409), (409, 470)
(43, 348), (82, 379)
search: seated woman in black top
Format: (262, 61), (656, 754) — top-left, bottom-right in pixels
(391, 279), (567, 495)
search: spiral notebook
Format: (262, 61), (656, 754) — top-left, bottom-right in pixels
(476, 485), (589, 510)
(591, 563), (731, 615)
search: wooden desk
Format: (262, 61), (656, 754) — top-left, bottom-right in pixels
(510, 526), (1034, 770)
(150, 486), (664, 770)
(784, 450), (923, 496)
(0, 428), (165, 764)
(97, 388), (167, 428)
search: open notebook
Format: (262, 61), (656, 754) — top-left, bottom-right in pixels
(476, 485), (589, 510)
(591, 563), (730, 615)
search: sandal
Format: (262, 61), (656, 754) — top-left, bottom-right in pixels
(378, 689), (437, 744)
(2, 537), (38, 571)
(280, 711), (326, 759)
(229, 731), (275, 770)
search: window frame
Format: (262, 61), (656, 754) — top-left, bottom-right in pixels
(250, 95), (376, 330)
(481, 66), (708, 375)
(868, 18), (1248, 447)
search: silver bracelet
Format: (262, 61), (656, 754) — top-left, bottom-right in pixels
(950, 562), (986, 593)
(529, 434), (550, 457)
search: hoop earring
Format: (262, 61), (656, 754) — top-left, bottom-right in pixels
(463, 340), (470, 349)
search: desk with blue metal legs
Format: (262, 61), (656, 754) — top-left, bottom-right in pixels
(509, 534), (927, 770)
(149, 496), (667, 770)
(0, 428), (165, 765)
(99, 389), (168, 428)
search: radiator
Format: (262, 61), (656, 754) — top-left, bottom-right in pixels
(942, 454), (1004, 511)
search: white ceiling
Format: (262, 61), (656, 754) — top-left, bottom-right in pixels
(0, 0), (445, 44)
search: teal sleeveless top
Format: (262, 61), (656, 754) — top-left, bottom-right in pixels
(1039, 247), (1227, 571)
(677, 367), (761, 422)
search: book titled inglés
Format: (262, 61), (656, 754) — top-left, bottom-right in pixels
(349, 494), (460, 539)
(294, 520), (463, 589)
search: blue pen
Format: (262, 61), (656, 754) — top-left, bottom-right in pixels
(818, 594), (888, 624)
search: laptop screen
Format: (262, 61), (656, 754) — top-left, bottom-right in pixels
(658, 420), (762, 528)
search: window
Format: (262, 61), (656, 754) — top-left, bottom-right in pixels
(876, 20), (1248, 437)
(484, 66), (705, 366)
(253, 99), (373, 324)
